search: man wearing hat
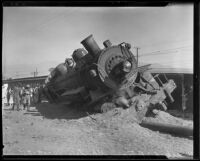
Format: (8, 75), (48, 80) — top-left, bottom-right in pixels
(23, 84), (31, 111)
(12, 85), (21, 111)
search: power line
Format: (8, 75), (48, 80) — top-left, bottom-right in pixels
(141, 40), (193, 48)
(139, 45), (192, 57)
(139, 50), (179, 57)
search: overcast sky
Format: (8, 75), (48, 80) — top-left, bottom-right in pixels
(3, 4), (193, 78)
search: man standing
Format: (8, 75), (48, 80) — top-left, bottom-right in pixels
(12, 86), (21, 111)
(30, 86), (34, 106)
(33, 86), (39, 104)
(37, 84), (44, 103)
(2, 84), (8, 106)
(23, 85), (31, 111)
(6, 88), (11, 106)
(20, 86), (25, 107)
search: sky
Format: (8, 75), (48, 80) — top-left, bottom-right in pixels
(2, 4), (193, 79)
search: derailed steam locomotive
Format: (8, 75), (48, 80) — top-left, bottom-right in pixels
(43, 35), (176, 122)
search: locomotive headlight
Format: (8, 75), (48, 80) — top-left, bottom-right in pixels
(89, 69), (97, 77)
(122, 61), (132, 73)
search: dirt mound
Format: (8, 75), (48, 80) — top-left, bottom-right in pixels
(79, 106), (193, 133)
(77, 107), (193, 158)
(35, 102), (193, 130)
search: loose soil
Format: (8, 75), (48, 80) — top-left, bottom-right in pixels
(2, 102), (193, 159)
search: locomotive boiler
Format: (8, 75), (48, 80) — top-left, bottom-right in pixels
(42, 35), (176, 122)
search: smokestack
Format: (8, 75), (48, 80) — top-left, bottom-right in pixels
(81, 34), (101, 57)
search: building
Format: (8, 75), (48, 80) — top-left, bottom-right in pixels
(2, 75), (48, 87)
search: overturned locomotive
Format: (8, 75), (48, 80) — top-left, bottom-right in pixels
(42, 35), (176, 122)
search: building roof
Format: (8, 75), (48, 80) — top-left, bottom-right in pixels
(3, 75), (48, 84)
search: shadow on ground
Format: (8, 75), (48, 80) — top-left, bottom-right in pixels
(24, 112), (42, 116)
(33, 102), (96, 120)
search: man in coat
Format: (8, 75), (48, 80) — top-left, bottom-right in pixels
(23, 85), (31, 111)
(12, 85), (21, 111)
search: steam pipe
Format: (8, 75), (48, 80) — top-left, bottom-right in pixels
(140, 120), (193, 137)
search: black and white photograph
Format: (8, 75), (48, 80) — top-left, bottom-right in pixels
(2, 3), (194, 159)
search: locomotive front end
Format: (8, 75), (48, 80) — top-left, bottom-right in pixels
(80, 34), (139, 91)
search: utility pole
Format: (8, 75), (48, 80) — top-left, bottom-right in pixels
(135, 47), (140, 67)
(15, 72), (19, 78)
(32, 68), (38, 77)
(35, 68), (38, 77)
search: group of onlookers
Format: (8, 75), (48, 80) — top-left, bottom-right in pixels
(5, 84), (42, 111)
